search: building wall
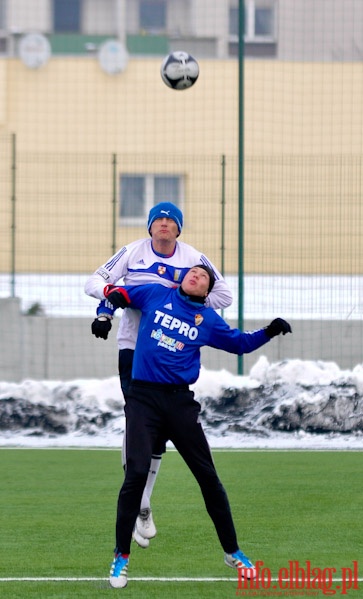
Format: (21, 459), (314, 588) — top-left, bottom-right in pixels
(0, 56), (362, 274)
(0, 60), (6, 122)
(83, 0), (119, 36)
(3, 1), (363, 61)
(6, 0), (50, 31)
(278, 0), (363, 61)
(1, 57), (362, 155)
(5, 0), (121, 36)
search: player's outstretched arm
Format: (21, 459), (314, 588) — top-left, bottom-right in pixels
(84, 244), (131, 300)
(207, 314), (292, 355)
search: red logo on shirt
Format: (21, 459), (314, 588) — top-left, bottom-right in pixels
(195, 314), (204, 326)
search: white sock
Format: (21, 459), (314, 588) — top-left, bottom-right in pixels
(140, 455), (162, 511)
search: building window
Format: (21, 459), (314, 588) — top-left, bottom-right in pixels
(229, 7), (239, 37)
(120, 174), (183, 224)
(139, 0), (166, 33)
(229, 1), (276, 57)
(254, 6), (274, 36)
(245, 0), (275, 41)
(229, 1), (276, 42)
(53, 0), (81, 33)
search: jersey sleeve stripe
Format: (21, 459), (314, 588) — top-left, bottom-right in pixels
(105, 246), (127, 270)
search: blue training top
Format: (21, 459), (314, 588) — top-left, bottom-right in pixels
(121, 284), (271, 385)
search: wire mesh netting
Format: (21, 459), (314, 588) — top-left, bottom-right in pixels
(0, 0), (362, 381)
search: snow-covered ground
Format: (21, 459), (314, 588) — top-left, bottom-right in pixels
(1, 357), (362, 450)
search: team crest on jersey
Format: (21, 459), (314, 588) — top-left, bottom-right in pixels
(158, 265), (166, 276)
(173, 269), (182, 282)
(195, 314), (204, 326)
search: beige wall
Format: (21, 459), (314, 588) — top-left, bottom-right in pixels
(245, 61), (363, 155)
(1, 57), (362, 155)
(2, 58), (238, 154)
(0, 56), (362, 274)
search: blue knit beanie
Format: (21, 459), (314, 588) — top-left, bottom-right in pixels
(147, 202), (183, 236)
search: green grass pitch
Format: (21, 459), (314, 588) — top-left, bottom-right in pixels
(0, 448), (361, 598)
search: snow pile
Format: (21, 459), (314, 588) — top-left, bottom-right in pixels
(0, 358), (362, 448)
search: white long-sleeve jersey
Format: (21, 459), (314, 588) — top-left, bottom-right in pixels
(84, 238), (233, 350)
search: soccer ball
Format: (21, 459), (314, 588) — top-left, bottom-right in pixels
(160, 51), (199, 90)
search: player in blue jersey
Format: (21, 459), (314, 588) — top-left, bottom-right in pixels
(103, 265), (292, 588)
(84, 202), (232, 547)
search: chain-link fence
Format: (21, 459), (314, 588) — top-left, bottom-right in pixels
(0, 137), (362, 380)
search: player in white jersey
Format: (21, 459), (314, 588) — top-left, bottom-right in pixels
(84, 202), (232, 547)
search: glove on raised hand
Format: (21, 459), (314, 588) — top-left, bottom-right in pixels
(91, 316), (112, 340)
(103, 285), (131, 309)
(265, 318), (292, 338)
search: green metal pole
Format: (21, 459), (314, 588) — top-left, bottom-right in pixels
(221, 154), (226, 277)
(112, 153), (117, 255)
(221, 154), (226, 319)
(237, 0), (245, 374)
(10, 133), (16, 297)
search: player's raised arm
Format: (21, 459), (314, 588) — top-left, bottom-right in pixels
(84, 242), (135, 300)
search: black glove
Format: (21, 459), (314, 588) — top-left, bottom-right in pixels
(265, 318), (292, 338)
(104, 285), (131, 309)
(91, 317), (112, 340)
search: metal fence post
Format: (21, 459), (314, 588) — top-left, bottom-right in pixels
(221, 154), (226, 319)
(10, 133), (16, 297)
(238, 0), (245, 374)
(112, 153), (117, 255)
(221, 154), (226, 277)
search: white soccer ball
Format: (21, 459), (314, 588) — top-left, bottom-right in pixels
(160, 51), (199, 90)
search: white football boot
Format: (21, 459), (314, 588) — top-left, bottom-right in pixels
(132, 526), (150, 548)
(135, 508), (157, 539)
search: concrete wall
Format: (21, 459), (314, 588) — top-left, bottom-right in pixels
(1, 298), (361, 382)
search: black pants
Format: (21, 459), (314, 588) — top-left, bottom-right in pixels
(118, 348), (134, 397)
(115, 380), (239, 555)
(118, 349), (166, 456)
